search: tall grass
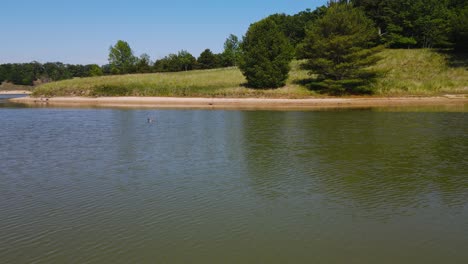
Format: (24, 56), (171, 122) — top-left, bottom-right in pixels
(371, 49), (468, 95)
(33, 49), (467, 97)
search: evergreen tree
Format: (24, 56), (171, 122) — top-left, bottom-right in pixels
(353, 0), (452, 48)
(239, 19), (293, 88)
(197, 49), (217, 69)
(263, 7), (327, 57)
(301, 2), (382, 94)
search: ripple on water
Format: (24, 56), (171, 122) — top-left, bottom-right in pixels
(0, 108), (467, 263)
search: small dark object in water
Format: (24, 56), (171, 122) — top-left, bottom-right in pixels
(147, 117), (155, 123)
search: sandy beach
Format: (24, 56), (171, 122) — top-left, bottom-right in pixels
(0, 90), (32, 95)
(8, 95), (468, 110)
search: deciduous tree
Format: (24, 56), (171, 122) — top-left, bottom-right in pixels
(108, 40), (137, 74)
(221, 34), (241, 66)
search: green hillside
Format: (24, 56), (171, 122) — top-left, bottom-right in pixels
(32, 49), (467, 98)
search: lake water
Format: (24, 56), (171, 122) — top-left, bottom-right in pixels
(1, 95), (467, 263)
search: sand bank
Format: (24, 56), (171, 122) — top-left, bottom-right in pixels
(9, 95), (467, 110)
(0, 90), (32, 95)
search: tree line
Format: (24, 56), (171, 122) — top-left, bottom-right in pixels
(107, 34), (241, 74)
(0, 35), (241, 86)
(0, 62), (103, 86)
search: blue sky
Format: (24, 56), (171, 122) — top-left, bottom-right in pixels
(0, 0), (326, 65)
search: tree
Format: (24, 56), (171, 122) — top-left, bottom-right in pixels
(221, 34), (241, 66)
(197, 49), (218, 69)
(353, 0), (452, 48)
(153, 50), (197, 72)
(238, 19), (294, 88)
(301, 2), (382, 94)
(88, 64), (103, 76)
(42, 62), (72, 81)
(135, 53), (152, 73)
(262, 8), (327, 56)
(0, 66), (5, 84)
(450, 4), (468, 51)
(177, 50), (197, 71)
(108, 40), (137, 74)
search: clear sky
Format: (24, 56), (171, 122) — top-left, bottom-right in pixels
(0, 0), (326, 65)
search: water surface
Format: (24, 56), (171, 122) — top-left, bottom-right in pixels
(1, 96), (467, 263)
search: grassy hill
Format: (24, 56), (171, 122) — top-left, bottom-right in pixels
(370, 49), (467, 95)
(32, 49), (467, 98)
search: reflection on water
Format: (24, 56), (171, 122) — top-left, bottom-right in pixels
(0, 94), (29, 107)
(0, 106), (467, 263)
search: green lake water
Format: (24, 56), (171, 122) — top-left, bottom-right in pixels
(1, 95), (467, 263)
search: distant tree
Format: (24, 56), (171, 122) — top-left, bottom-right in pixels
(11, 64), (36, 85)
(177, 50), (197, 71)
(301, 2), (382, 94)
(154, 50), (197, 72)
(0, 66), (5, 84)
(450, 5), (468, 51)
(238, 19), (293, 88)
(67, 64), (90, 77)
(153, 57), (169, 72)
(221, 34), (241, 66)
(108, 40), (137, 74)
(42, 62), (72, 81)
(197, 49), (218, 69)
(353, 0), (452, 48)
(101, 64), (112, 75)
(154, 54), (178, 72)
(1, 62), (47, 85)
(263, 8), (326, 53)
(135, 53), (152, 73)
(88, 64), (103, 76)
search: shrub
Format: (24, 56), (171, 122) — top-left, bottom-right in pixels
(239, 19), (293, 88)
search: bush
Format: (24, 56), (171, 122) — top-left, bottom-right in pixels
(239, 19), (293, 88)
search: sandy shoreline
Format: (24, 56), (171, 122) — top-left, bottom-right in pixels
(0, 90), (32, 95)
(8, 95), (468, 110)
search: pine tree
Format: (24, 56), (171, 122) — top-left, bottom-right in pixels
(301, 2), (382, 94)
(239, 19), (293, 88)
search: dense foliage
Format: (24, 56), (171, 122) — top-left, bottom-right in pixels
(261, 7), (327, 56)
(301, 2), (382, 94)
(450, 3), (468, 51)
(153, 50), (197, 72)
(0, 62), (102, 86)
(238, 19), (293, 88)
(197, 49), (220, 69)
(352, 0), (468, 49)
(221, 34), (241, 67)
(108, 40), (137, 74)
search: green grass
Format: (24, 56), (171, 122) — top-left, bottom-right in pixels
(371, 49), (468, 95)
(32, 49), (467, 98)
